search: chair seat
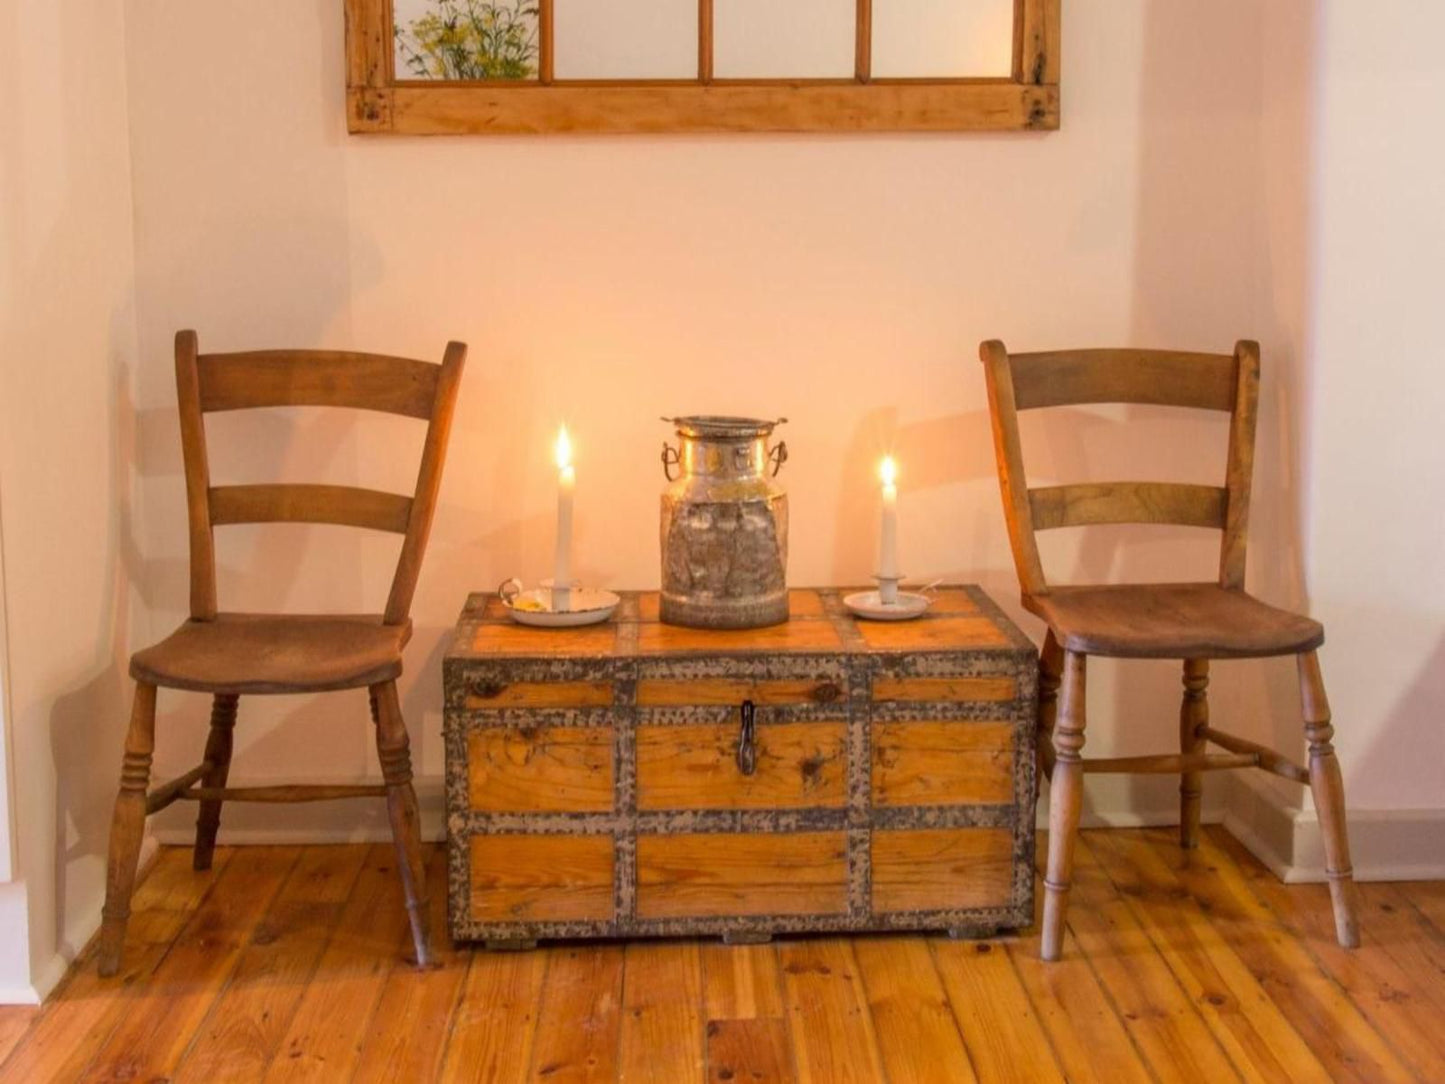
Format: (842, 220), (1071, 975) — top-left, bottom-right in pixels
(129, 613), (412, 694)
(1024, 583), (1324, 659)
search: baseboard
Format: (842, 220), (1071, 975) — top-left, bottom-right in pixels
(6, 835), (161, 1005)
(1221, 773), (1445, 882)
(144, 771), (1445, 885)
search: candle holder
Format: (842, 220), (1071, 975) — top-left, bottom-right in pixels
(843, 575), (931, 621)
(499, 578), (620, 628)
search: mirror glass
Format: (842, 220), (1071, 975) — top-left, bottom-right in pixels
(393, 0), (542, 80)
(713, 0), (855, 79)
(555, 0), (698, 80)
(871, 0), (1013, 78)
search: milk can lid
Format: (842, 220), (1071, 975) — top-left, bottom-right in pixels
(661, 416), (787, 440)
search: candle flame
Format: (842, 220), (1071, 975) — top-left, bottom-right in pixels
(879, 455), (897, 487)
(554, 425), (573, 471)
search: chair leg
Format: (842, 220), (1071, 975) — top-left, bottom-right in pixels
(1037, 630), (1063, 780)
(193, 693), (239, 871)
(1179, 659), (1209, 849)
(1041, 650), (1087, 962)
(98, 683), (158, 977)
(371, 681), (433, 967)
(1299, 651), (1360, 948)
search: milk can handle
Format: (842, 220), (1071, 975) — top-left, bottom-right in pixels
(661, 442), (682, 482)
(768, 441), (788, 477)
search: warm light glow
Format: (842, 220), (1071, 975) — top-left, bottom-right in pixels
(879, 455), (897, 487)
(554, 426), (573, 472)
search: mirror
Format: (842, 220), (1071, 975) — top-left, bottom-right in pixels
(713, 0), (855, 80)
(554, 0), (698, 80)
(357, 0), (1060, 134)
(393, 0), (541, 81)
(872, 0), (1014, 77)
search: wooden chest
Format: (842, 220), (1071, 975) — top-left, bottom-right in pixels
(442, 586), (1038, 944)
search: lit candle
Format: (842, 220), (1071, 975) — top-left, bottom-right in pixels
(553, 426), (575, 611)
(878, 456), (899, 601)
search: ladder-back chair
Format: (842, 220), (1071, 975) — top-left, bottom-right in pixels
(979, 339), (1359, 962)
(99, 330), (466, 976)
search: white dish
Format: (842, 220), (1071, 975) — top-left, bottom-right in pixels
(503, 587), (620, 628)
(843, 590), (931, 621)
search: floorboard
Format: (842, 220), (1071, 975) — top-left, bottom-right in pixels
(4, 829), (1442, 1084)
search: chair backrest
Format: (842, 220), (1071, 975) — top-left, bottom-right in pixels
(175, 329), (466, 626)
(979, 340), (1260, 596)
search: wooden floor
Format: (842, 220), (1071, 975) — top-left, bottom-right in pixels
(3, 827), (1444, 1082)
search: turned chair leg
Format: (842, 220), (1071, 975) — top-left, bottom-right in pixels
(1041, 650), (1087, 962)
(371, 681), (434, 967)
(1037, 631), (1063, 780)
(1179, 659), (1209, 849)
(193, 693), (239, 871)
(1298, 651), (1360, 948)
(98, 683), (158, 976)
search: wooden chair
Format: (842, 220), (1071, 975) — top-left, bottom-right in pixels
(98, 330), (465, 976)
(979, 339), (1359, 961)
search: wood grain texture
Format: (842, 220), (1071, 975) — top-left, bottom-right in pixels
(174, 846), (369, 1083)
(528, 946), (625, 1083)
(377, 82), (1059, 136)
(86, 847), (302, 1082)
(855, 615), (1010, 651)
(872, 722), (1014, 806)
(197, 350), (441, 418)
(1220, 340), (1261, 587)
(468, 726), (614, 813)
(1029, 481), (1226, 531)
(352, 0), (1060, 135)
(447, 584), (1036, 944)
(870, 675), (1016, 702)
(1088, 831), (1334, 1084)
(352, 849), (468, 1084)
(934, 938), (1064, 1083)
(437, 950), (549, 1083)
(637, 723), (846, 811)
(1155, 829), (1416, 1083)
(1025, 582), (1324, 659)
(637, 678), (845, 707)
(175, 330), (217, 619)
(10, 835), (1442, 1083)
(617, 942), (706, 1083)
(779, 940), (886, 1084)
(470, 835), (615, 923)
(1008, 348), (1238, 411)
(637, 833), (848, 920)
(1063, 840), (1243, 1082)
(702, 943), (786, 1021)
(637, 619), (844, 655)
(209, 483), (412, 533)
(262, 844), (411, 1084)
(706, 1018), (795, 1084)
(871, 829), (1015, 913)
(854, 938), (976, 1083)
(462, 679), (613, 709)
(980, 338), (1047, 593)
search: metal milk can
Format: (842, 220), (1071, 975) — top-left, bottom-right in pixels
(659, 416), (789, 628)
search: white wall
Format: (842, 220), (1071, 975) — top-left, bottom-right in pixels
(0, 0), (144, 999)
(4, 0), (1439, 1000)
(1302, 4), (1445, 811)
(119, 0), (1288, 843)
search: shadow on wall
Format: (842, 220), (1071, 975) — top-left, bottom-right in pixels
(46, 354), (144, 960)
(1109, 0), (1314, 817)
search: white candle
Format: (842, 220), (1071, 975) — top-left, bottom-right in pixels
(553, 426), (575, 611)
(878, 456), (899, 596)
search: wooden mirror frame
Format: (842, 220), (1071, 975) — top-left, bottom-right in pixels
(346, 0), (1059, 134)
